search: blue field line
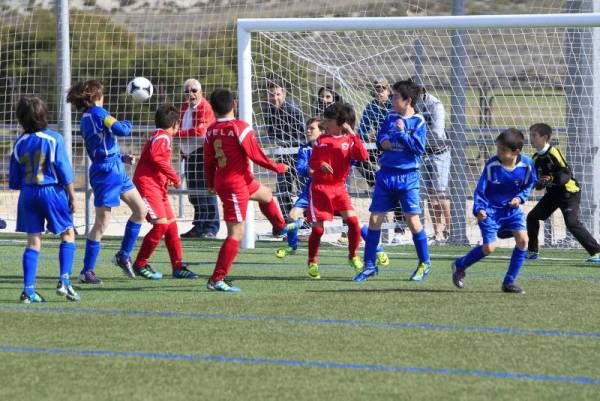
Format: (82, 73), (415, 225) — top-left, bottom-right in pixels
(0, 345), (598, 385)
(1, 305), (599, 339)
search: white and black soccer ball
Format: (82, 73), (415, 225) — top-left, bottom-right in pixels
(127, 77), (153, 103)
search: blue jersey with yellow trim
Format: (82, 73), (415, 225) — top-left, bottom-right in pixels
(376, 112), (427, 171)
(80, 106), (132, 161)
(9, 129), (74, 189)
(473, 155), (537, 215)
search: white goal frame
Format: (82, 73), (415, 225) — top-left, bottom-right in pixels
(237, 13), (600, 249)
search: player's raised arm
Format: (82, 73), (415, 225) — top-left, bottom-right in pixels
(241, 127), (287, 174)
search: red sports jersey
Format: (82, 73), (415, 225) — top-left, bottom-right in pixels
(309, 133), (368, 185)
(204, 118), (286, 189)
(133, 129), (180, 195)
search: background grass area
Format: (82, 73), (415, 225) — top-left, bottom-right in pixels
(0, 236), (598, 401)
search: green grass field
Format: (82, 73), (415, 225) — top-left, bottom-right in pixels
(0, 236), (598, 401)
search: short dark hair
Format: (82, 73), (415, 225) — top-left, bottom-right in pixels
(306, 117), (325, 131)
(209, 88), (236, 116)
(496, 128), (525, 151)
(16, 96), (48, 132)
(66, 80), (104, 111)
(391, 79), (420, 108)
(267, 78), (286, 91)
(323, 102), (356, 127)
(530, 123), (552, 139)
(155, 104), (179, 129)
(317, 85), (341, 103)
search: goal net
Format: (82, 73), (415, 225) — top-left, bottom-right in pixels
(241, 13), (600, 247)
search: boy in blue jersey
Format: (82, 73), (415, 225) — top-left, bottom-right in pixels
(276, 117), (389, 268)
(452, 128), (537, 294)
(67, 80), (146, 284)
(10, 96), (79, 303)
(353, 79), (430, 282)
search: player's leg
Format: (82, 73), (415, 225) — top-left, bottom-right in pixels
(360, 224), (389, 267)
(57, 227), (80, 301)
(79, 206), (112, 283)
(165, 218), (199, 278)
(115, 186), (146, 273)
(307, 221), (324, 279)
(353, 212), (386, 282)
(252, 183), (287, 235)
(276, 206), (305, 258)
(208, 220), (243, 292)
(21, 234), (45, 303)
(452, 213), (498, 289)
(526, 193), (558, 259)
(502, 229), (528, 294)
(339, 210), (363, 273)
(558, 192), (600, 261)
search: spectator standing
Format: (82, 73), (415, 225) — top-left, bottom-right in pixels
(313, 84), (341, 116)
(417, 87), (452, 243)
(262, 79), (305, 221)
(178, 79), (219, 239)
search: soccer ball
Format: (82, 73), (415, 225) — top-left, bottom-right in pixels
(127, 77), (153, 103)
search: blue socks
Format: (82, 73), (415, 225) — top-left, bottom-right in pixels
(287, 223), (299, 250)
(120, 220), (142, 257)
(82, 239), (101, 274)
(23, 248), (39, 295)
(455, 245), (486, 270)
(363, 229), (381, 268)
(412, 229), (430, 264)
(59, 241), (76, 285)
(504, 247), (527, 285)
(361, 225), (383, 253)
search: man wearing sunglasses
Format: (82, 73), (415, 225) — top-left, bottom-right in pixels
(178, 79), (219, 239)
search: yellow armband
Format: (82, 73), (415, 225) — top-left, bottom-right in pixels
(103, 115), (117, 128)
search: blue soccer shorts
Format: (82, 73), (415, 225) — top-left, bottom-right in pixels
(369, 169), (421, 215)
(478, 207), (526, 244)
(293, 184), (310, 210)
(89, 158), (136, 208)
(16, 185), (73, 235)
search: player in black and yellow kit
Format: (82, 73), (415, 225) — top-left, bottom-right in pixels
(526, 123), (600, 262)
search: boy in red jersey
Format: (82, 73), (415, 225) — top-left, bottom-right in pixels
(307, 102), (369, 279)
(204, 88), (290, 292)
(132, 104), (199, 280)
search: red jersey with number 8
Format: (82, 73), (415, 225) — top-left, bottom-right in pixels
(204, 118), (286, 189)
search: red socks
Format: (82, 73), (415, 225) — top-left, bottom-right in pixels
(345, 216), (361, 259)
(134, 223), (169, 268)
(308, 224), (325, 264)
(211, 237), (240, 282)
(259, 198), (286, 233)
(165, 221), (184, 270)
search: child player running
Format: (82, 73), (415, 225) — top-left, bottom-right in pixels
(353, 79), (431, 282)
(67, 80), (146, 284)
(451, 128), (537, 294)
(131, 104), (199, 280)
(276, 117), (389, 269)
(305, 102), (369, 279)
(204, 88), (296, 292)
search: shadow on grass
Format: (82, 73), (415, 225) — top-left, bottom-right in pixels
(305, 287), (494, 294)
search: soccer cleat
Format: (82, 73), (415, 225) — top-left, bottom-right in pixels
(172, 267), (199, 279)
(56, 281), (81, 302)
(19, 291), (46, 304)
(525, 251), (540, 260)
(352, 266), (378, 282)
(348, 256), (364, 273)
(502, 282), (525, 294)
(307, 262), (320, 279)
(133, 264), (163, 280)
(451, 261), (465, 289)
(79, 271), (103, 285)
(275, 245), (297, 259)
(112, 252), (136, 278)
(409, 262), (432, 282)
(207, 279), (241, 292)
(586, 253), (600, 263)
(376, 251), (390, 267)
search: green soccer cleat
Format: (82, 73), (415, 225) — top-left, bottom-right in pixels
(376, 251), (390, 267)
(276, 245), (297, 259)
(348, 256), (364, 273)
(133, 264), (163, 280)
(409, 262), (432, 282)
(307, 263), (320, 279)
(56, 281), (81, 302)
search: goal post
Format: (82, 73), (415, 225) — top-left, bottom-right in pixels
(238, 13), (600, 249)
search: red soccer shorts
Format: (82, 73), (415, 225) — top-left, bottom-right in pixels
(216, 178), (261, 223)
(141, 190), (175, 221)
(308, 183), (354, 222)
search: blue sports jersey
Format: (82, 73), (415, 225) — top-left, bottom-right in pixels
(80, 106), (132, 161)
(9, 129), (74, 189)
(473, 155), (537, 215)
(376, 112), (427, 171)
